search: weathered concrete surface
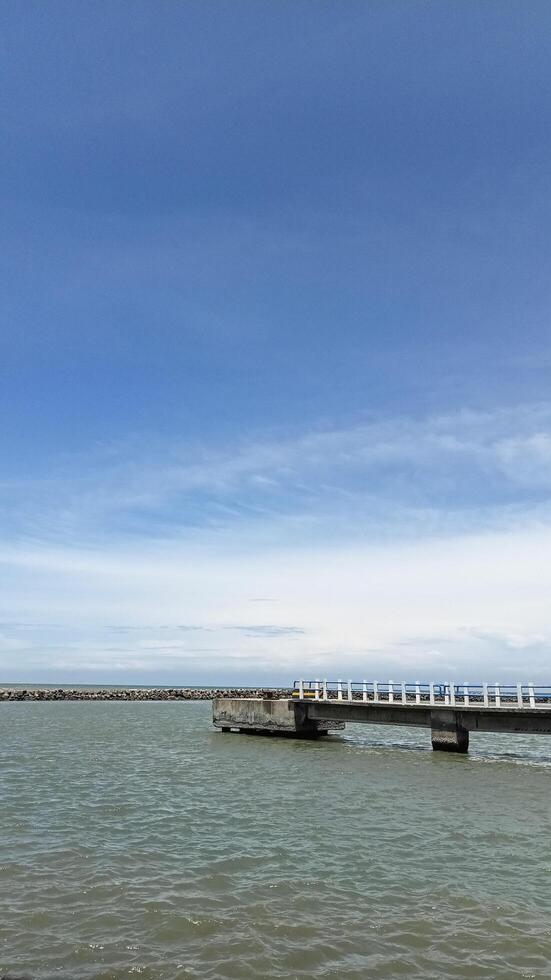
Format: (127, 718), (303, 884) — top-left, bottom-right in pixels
(213, 698), (345, 738)
(306, 699), (551, 736)
(307, 701), (432, 728)
(430, 711), (469, 753)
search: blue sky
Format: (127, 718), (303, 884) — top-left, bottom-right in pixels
(1, 1), (551, 683)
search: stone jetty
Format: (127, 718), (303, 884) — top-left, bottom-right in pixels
(0, 687), (292, 702)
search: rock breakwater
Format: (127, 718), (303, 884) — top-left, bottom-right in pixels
(0, 687), (292, 701)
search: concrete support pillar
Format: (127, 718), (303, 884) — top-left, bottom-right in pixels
(291, 700), (322, 738)
(430, 712), (469, 753)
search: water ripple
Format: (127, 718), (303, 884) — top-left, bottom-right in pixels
(1, 704), (551, 978)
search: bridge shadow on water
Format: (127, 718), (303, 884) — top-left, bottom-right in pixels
(343, 734), (429, 755)
(333, 726), (551, 767)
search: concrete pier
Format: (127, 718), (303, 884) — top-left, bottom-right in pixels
(213, 698), (345, 738)
(214, 681), (551, 753)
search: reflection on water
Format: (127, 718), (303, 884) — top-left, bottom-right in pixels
(1, 702), (551, 979)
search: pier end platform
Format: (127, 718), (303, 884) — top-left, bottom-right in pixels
(212, 697), (345, 738)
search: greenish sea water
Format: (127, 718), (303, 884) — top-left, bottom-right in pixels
(1, 701), (551, 979)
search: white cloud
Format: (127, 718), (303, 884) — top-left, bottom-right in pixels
(1, 521), (551, 681)
(494, 432), (551, 487)
(2, 402), (551, 680)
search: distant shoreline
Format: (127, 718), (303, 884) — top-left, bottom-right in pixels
(0, 687), (292, 702)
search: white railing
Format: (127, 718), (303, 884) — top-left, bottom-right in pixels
(292, 680), (551, 709)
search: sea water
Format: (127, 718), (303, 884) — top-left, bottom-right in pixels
(1, 700), (551, 979)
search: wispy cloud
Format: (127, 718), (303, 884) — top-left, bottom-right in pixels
(3, 401), (551, 546)
(1, 402), (551, 681)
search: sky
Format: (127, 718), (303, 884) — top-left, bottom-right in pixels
(1, 0), (551, 684)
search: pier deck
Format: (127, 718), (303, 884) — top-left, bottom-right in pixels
(213, 680), (551, 752)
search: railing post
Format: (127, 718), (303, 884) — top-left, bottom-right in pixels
(401, 681), (406, 704)
(373, 680), (379, 703)
(362, 680), (368, 702)
(494, 683), (501, 708)
(516, 682), (523, 707)
(529, 682), (535, 708)
(347, 680), (352, 701)
(415, 681), (421, 705)
(449, 682), (456, 707)
(322, 678), (328, 701)
(388, 680), (394, 703)
(314, 679), (320, 700)
(463, 682), (469, 707)
(429, 682), (434, 705)
(337, 679), (343, 701)
(298, 679), (304, 699)
(483, 682), (489, 707)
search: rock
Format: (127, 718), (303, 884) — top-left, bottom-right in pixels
(0, 687), (292, 702)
